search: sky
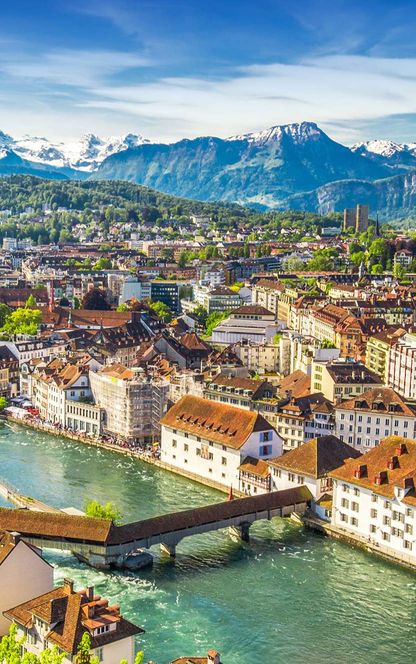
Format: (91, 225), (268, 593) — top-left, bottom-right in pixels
(1, 0), (416, 144)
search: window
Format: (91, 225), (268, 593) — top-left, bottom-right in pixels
(259, 444), (272, 456)
(340, 513), (348, 522)
(353, 488), (360, 496)
(342, 484), (349, 493)
(184, 443), (189, 452)
(370, 509), (377, 518)
(382, 532), (390, 542)
(351, 502), (359, 512)
(196, 448), (201, 456)
(95, 648), (103, 662)
(208, 452), (213, 461)
(370, 524), (376, 534)
(350, 517), (358, 526)
(404, 540), (413, 550)
(261, 431), (272, 442)
(383, 516), (391, 526)
(297, 475), (304, 484)
(221, 457), (227, 466)
(341, 498), (349, 508)
(391, 527), (403, 538)
(384, 500), (391, 509)
(184, 432), (189, 438)
(172, 439), (177, 448)
(288, 473), (296, 482)
(406, 508), (413, 518)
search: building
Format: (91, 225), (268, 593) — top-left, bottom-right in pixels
(311, 359), (383, 403)
(267, 435), (361, 518)
(30, 358), (103, 435)
(343, 204), (369, 233)
(3, 579), (143, 664)
(160, 395), (283, 490)
(232, 338), (286, 375)
(191, 285), (242, 313)
(335, 387), (416, 450)
(151, 281), (180, 312)
(330, 436), (416, 565)
(251, 279), (284, 319)
(204, 373), (275, 410)
(0, 345), (19, 397)
(211, 305), (279, 345)
(365, 327), (406, 384)
(394, 249), (413, 269)
(0, 531), (53, 636)
(90, 364), (169, 443)
(388, 333), (416, 399)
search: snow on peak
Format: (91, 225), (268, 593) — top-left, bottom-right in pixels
(352, 139), (416, 158)
(0, 132), (151, 172)
(227, 121), (322, 145)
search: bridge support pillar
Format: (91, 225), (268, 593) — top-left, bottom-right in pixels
(160, 542), (176, 557)
(229, 522), (251, 543)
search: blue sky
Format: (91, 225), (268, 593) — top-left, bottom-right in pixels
(1, 0), (416, 143)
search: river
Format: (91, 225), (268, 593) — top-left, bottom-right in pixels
(0, 422), (415, 664)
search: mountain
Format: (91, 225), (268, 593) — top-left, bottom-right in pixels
(0, 147), (71, 180)
(352, 140), (416, 171)
(1, 122), (416, 218)
(286, 171), (416, 219)
(92, 122), (391, 208)
(0, 132), (148, 172)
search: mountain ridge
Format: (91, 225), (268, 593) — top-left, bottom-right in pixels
(1, 121), (416, 218)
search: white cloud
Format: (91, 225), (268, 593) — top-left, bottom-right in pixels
(1, 51), (416, 143)
(75, 55), (416, 143)
(0, 48), (149, 88)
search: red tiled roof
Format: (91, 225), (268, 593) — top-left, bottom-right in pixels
(330, 436), (416, 504)
(161, 395), (275, 449)
(268, 436), (361, 478)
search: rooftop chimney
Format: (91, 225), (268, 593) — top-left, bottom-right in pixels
(63, 578), (74, 593)
(387, 455), (399, 471)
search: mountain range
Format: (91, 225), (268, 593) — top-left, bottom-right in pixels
(1, 122), (416, 218)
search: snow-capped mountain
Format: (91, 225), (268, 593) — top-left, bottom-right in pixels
(0, 132), (149, 172)
(352, 139), (416, 170)
(227, 121), (323, 146)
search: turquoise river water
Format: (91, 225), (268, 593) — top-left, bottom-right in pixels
(0, 421), (415, 663)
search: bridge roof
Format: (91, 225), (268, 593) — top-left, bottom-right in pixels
(0, 508), (114, 545)
(108, 486), (312, 545)
(0, 486), (312, 547)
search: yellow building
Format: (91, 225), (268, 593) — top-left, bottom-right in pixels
(365, 328), (406, 383)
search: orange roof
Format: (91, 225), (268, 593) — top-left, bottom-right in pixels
(268, 436), (361, 478)
(277, 370), (311, 398)
(161, 395), (276, 449)
(4, 582), (142, 655)
(330, 436), (416, 504)
(335, 387), (416, 417)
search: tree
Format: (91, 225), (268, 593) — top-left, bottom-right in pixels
(0, 396), (8, 411)
(93, 257), (113, 271)
(321, 338), (336, 349)
(393, 262), (406, 280)
(73, 297), (81, 310)
(2, 308), (42, 336)
(148, 300), (173, 322)
(193, 305), (208, 327)
(205, 310), (230, 337)
(82, 289), (111, 311)
(25, 294), (37, 309)
(0, 303), (11, 327)
(84, 499), (123, 524)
